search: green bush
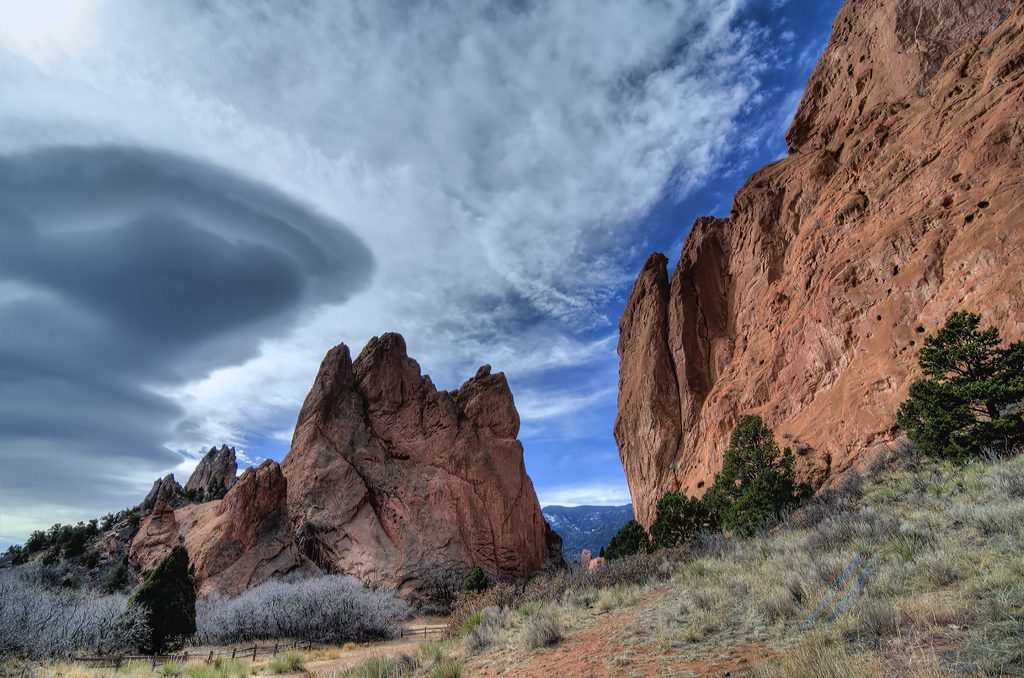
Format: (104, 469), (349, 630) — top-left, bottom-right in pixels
(25, 530), (48, 553)
(649, 492), (711, 549)
(4, 545), (29, 565)
(268, 650), (305, 674)
(129, 544), (197, 653)
(462, 565), (489, 594)
(604, 520), (651, 559)
(102, 561), (131, 593)
(703, 415), (807, 536)
(897, 310), (1024, 461)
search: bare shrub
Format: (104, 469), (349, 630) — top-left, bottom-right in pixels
(839, 599), (902, 648)
(759, 585), (800, 623)
(335, 653), (418, 678)
(808, 507), (896, 553)
(521, 607), (562, 649)
(752, 635), (879, 677)
(995, 464), (1024, 499)
(462, 608), (507, 656)
(910, 552), (962, 587)
(0, 565), (148, 659)
(196, 575), (409, 645)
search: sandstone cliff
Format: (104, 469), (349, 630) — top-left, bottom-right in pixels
(184, 445), (238, 496)
(617, 0), (1024, 527)
(131, 333), (558, 598)
(282, 333), (559, 596)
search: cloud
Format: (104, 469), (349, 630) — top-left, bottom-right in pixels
(0, 0), (775, 542)
(537, 484), (633, 508)
(0, 146), (373, 541)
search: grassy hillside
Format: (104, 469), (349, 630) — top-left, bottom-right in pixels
(444, 448), (1023, 676)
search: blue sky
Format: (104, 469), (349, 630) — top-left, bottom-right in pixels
(0, 0), (842, 548)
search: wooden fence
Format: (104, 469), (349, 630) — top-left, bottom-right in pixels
(72, 626), (445, 668)
(398, 624), (446, 639)
(74, 639), (313, 669)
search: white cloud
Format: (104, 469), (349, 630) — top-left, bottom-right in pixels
(537, 483), (632, 508)
(0, 0), (767, 538)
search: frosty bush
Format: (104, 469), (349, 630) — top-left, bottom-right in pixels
(0, 566), (148, 659)
(196, 575), (409, 645)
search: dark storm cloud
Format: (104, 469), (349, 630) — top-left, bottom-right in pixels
(0, 146), (374, 532)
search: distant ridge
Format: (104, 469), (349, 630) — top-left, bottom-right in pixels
(542, 504), (633, 560)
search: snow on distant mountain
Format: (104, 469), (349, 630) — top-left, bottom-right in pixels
(542, 504), (633, 561)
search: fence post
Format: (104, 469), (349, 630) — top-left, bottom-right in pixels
(231, 648), (236, 660)
(307, 640), (312, 651)
(273, 643), (278, 656)
(208, 650), (214, 664)
(252, 645), (257, 661)
(151, 655), (157, 669)
(115, 655), (122, 670)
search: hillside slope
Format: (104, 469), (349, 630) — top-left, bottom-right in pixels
(616, 0), (1024, 526)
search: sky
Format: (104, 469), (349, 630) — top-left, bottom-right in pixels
(0, 0), (843, 549)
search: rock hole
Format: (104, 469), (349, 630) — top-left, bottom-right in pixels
(978, 200), (990, 208)
(696, 481), (705, 489)
(847, 64), (854, 76)
(859, 55), (866, 63)
(887, 288), (892, 294)
(941, 196), (954, 208)
(910, 340), (916, 346)
(965, 214), (975, 223)
(916, 326), (925, 333)
(876, 314), (882, 321)
(892, 265), (900, 275)
(951, 173), (962, 182)
(758, 359), (765, 366)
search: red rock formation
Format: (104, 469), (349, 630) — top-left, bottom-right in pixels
(131, 461), (305, 594)
(282, 333), (558, 597)
(185, 445), (238, 495)
(130, 333), (557, 599)
(617, 0), (1024, 527)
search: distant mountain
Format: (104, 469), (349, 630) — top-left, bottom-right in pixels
(542, 504), (633, 561)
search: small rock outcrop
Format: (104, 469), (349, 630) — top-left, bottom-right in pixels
(140, 473), (185, 511)
(282, 333), (557, 596)
(184, 445), (238, 496)
(617, 0), (1024, 527)
(131, 460), (306, 595)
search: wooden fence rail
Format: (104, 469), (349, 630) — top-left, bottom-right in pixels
(73, 639), (314, 668)
(398, 625), (446, 639)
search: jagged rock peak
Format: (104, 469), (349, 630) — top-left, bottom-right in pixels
(616, 0), (1024, 527)
(185, 445), (238, 494)
(131, 459), (304, 594)
(282, 331), (554, 599)
(141, 473), (182, 510)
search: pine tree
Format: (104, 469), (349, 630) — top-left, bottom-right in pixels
(462, 565), (489, 593)
(604, 520), (651, 559)
(129, 545), (197, 653)
(703, 415), (805, 536)
(649, 492), (710, 549)
(897, 311), (1024, 460)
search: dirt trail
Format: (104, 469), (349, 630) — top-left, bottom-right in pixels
(471, 588), (772, 677)
(305, 637), (426, 676)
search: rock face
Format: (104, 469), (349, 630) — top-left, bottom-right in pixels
(617, 0), (1024, 527)
(131, 461), (305, 594)
(141, 473), (184, 510)
(282, 333), (558, 596)
(130, 332), (557, 599)
(185, 445), (238, 495)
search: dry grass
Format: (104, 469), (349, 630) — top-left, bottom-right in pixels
(461, 453), (1024, 676)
